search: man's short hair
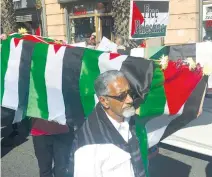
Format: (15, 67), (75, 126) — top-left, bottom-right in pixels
(94, 70), (125, 97)
(115, 36), (125, 45)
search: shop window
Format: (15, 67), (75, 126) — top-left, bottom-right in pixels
(203, 4), (212, 41)
(68, 1), (113, 43)
(70, 17), (95, 43)
(96, 2), (112, 13)
(203, 21), (212, 41)
(69, 1), (112, 16)
(101, 16), (114, 40)
(70, 3), (95, 16)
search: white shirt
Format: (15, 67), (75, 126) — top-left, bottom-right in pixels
(73, 114), (135, 177)
(106, 113), (132, 142)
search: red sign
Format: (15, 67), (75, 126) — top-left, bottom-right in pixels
(206, 20), (212, 28)
(73, 7), (87, 15)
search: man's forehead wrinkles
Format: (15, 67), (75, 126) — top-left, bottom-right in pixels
(108, 78), (129, 95)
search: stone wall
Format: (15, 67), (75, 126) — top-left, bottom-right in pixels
(165, 0), (200, 45)
(44, 0), (66, 40)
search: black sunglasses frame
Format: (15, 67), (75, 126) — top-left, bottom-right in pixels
(104, 89), (134, 102)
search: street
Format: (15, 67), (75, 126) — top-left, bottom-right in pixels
(1, 100), (212, 177)
(1, 135), (211, 177)
(1, 0), (212, 176)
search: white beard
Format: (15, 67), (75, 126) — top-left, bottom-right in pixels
(122, 107), (136, 118)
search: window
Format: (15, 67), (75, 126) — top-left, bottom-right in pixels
(70, 3), (95, 16)
(70, 17), (95, 43)
(101, 16), (114, 40)
(202, 4), (212, 41)
(68, 1), (113, 43)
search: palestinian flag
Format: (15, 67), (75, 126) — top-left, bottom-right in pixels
(144, 42), (211, 146)
(146, 42), (212, 93)
(1, 34), (207, 177)
(144, 43), (211, 139)
(1, 35), (154, 127)
(146, 42), (212, 68)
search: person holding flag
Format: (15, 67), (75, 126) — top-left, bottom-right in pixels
(68, 70), (146, 177)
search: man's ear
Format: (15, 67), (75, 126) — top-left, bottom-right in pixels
(99, 96), (109, 109)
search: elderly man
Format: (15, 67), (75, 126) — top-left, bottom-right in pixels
(69, 70), (146, 177)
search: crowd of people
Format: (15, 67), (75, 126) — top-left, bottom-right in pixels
(72, 32), (144, 53)
(2, 31), (209, 177)
(86, 33), (127, 51)
(0, 32), (153, 177)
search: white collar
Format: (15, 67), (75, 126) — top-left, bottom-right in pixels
(105, 112), (130, 131)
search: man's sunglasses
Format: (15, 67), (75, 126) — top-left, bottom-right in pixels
(104, 89), (134, 102)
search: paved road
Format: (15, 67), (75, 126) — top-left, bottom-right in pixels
(1, 107), (211, 177)
(1, 135), (211, 177)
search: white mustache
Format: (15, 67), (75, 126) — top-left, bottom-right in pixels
(123, 105), (134, 109)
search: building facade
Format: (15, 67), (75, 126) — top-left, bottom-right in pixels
(44, 0), (113, 42)
(13, 0), (42, 35)
(165, 0), (200, 45)
(43, 0), (212, 44)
